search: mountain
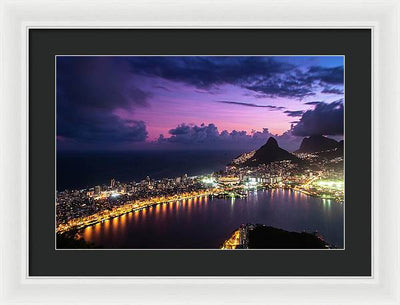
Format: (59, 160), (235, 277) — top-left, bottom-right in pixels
(232, 150), (256, 165)
(295, 135), (339, 153)
(243, 137), (300, 167)
(315, 139), (344, 159)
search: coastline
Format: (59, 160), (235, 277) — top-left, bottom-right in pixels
(57, 187), (341, 235)
(56, 190), (214, 234)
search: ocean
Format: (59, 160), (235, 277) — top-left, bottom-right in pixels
(57, 150), (242, 191)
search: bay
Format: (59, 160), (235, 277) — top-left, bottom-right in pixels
(82, 189), (344, 249)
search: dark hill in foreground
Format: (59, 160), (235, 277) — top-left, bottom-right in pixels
(248, 225), (327, 249)
(243, 137), (300, 167)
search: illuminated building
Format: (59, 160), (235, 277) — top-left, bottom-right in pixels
(218, 176), (240, 185)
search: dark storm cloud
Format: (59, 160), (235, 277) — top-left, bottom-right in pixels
(57, 108), (148, 144)
(57, 57), (150, 146)
(216, 100), (286, 110)
(292, 100), (344, 136)
(284, 110), (304, 117)
(126, 57), (343, 99)
(307, 66), (344, 84)
(157, 123), (303, 152)
(244, 69), (316, 99)
(321, 86), (344, 94)
(127, 56), (292, 88)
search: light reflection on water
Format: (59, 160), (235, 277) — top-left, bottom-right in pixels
(82, 190), (343, 249)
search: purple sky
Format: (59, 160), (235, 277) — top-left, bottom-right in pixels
(57, 56), (344, 152)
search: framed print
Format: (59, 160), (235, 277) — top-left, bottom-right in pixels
(1, 0), (400, 304)
(30, 29), (368, 276)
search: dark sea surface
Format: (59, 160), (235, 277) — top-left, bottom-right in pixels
(82, 189), (344, 249)
(57, 150), (242, 191)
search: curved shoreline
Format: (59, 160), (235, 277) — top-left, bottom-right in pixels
(57, 187), (342, 234)
(56, 191), (214, 233)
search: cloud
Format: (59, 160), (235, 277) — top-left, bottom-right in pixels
(244, 69), (316, 99)
(169, 124), (192, 135)
(292, 100), (344, 136)
(216, 100), (285, 110)
(157, 123), (303, 152)
(126, 57), (343, 99)
(153, 85), (171, 92)
(284, 110), (304, 117)
(57, 57), (150, 147)
(304, 101), (323, 105)
(128, 56), (292, 88)
(163, 123), (220, 145)
(307, 66), (344, 84)
(321, 86), (344, 94)
(243, 93), (271, 99)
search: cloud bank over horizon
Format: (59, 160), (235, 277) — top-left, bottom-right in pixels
(158, 123), (302, 151)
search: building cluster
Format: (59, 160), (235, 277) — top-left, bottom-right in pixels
(56, 174), (207, 226)
(215, 158), (343, 201)
(222, 160), (299, 186)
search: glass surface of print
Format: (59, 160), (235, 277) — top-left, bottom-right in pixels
(56, 56), (344, 249)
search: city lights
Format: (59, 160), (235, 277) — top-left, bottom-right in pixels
(57, 158), (344, 235)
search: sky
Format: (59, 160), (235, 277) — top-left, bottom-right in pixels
(56, 56), (344, 152)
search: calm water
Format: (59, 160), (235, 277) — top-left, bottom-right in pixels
(82, 189), (344, 249)
(57, 150), (241, 191)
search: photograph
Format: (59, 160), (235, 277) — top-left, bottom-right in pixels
(55, 55), (344, 250)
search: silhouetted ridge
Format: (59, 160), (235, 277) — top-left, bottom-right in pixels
(265, 137), (278, 148)
(295, 135), (339, 153)
(243, 137), (300, 166)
